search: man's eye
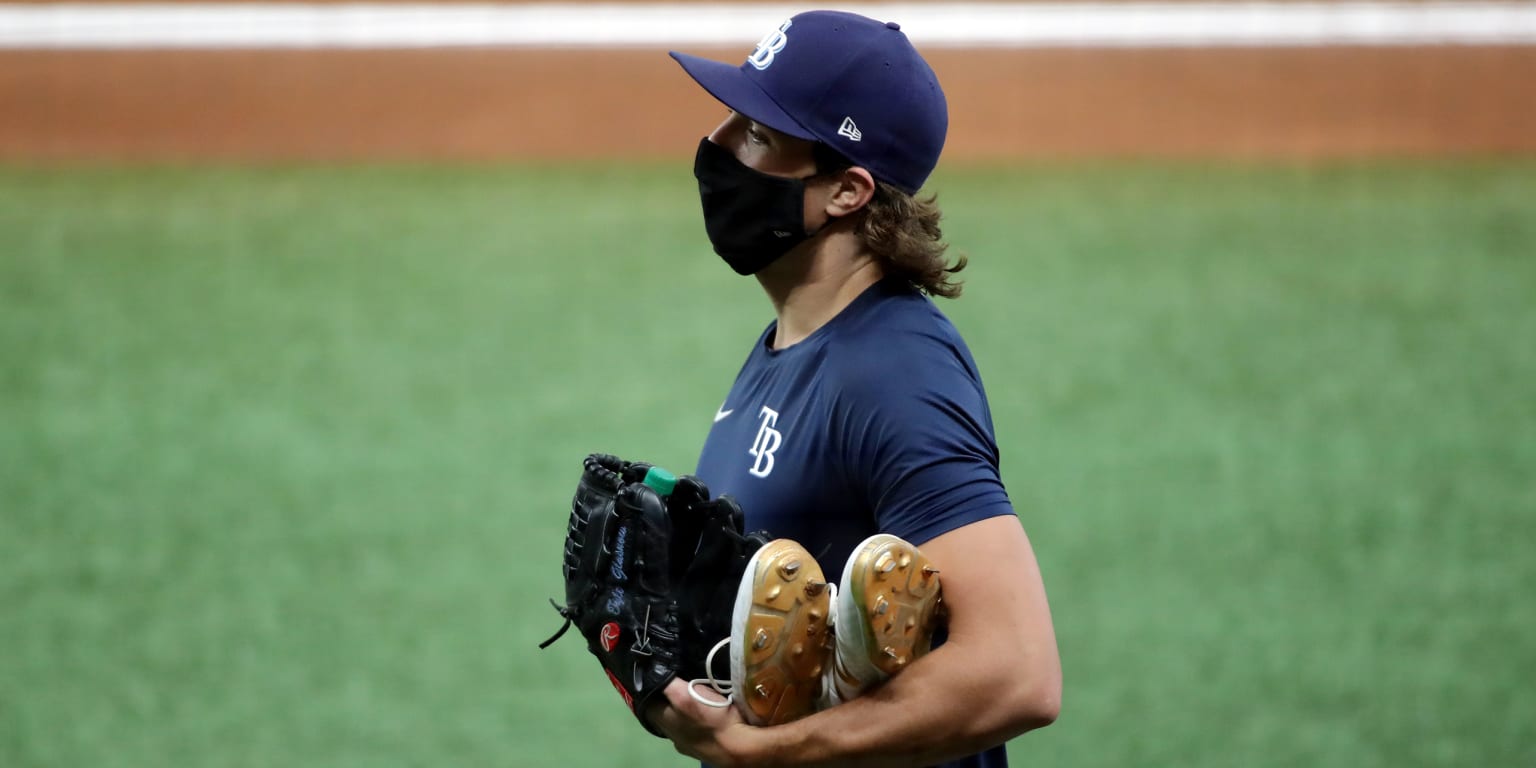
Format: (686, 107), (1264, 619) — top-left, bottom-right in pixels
(747, 129), (769, 146)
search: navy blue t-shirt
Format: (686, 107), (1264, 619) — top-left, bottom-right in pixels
(696, 277), (1015, 768)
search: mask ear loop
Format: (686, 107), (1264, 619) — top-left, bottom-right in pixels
(686, 637), (736, 708)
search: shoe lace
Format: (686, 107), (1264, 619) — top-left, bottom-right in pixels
(685, 637), (735, 709)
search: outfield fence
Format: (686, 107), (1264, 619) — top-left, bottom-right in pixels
(2, 1), (1535, 160)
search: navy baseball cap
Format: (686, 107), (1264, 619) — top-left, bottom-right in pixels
(670, 10), (948, 194)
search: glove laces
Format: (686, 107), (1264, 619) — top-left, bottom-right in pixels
(686, 638), (736, 708)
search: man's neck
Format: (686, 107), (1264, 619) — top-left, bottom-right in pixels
(756, 232), (884, 350)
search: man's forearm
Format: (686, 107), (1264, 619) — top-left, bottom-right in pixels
(741, 639), (1058, 768)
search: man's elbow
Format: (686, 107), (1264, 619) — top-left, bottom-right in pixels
(1002, 669), (1062, 734)
(1017, 689), (1061, 731)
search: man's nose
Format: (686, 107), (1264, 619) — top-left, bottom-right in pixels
(707, 112), (746, 147)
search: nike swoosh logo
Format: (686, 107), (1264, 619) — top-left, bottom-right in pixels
(713, 408), (734, 423)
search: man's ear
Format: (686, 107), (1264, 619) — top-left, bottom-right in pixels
(825, 166), (876, 218)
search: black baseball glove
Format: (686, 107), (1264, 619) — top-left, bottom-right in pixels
(540, 454), (770, 735)
(540, 454), (680, 735)
(664, 472), (772, 686)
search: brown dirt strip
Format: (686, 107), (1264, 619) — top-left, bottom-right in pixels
(16, 1), (1451, 4)
(3, 46), (1534, 162)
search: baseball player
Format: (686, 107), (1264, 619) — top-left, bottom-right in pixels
(648, 10), (1063, 767)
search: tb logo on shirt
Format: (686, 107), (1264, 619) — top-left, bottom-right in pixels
(749, 406), (783, 477)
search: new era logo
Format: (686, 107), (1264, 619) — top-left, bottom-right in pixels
(837, 117), (862, 142)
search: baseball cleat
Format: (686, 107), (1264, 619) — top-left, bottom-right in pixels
(731, 539), (835, 724)
(824, 534), (943, 705)
(686, 539), (834, 724)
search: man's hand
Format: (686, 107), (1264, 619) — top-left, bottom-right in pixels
(651, 679), (762, 767)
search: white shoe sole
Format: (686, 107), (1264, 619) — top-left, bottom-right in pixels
(833, 534), (944, 697)
(728, 539), (834, 725)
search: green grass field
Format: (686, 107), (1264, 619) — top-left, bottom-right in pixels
(3, 162), (1534, 767)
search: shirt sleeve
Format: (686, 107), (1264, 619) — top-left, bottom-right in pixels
(829, 329), (1016, 546)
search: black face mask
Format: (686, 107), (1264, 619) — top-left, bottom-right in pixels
(693, 137), (818, 276)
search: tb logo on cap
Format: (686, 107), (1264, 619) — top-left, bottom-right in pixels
(747, 19), (792, 70)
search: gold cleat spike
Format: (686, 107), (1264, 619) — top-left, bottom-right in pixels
(898, 553), (912, 569)
(753, 628), (770, 650)
(766, 585), (782, 601)
(779, 560), (801, 579)
(922, 565), (940, 577)
(804, 579), (827, 596)
(875, 596), (889, 615)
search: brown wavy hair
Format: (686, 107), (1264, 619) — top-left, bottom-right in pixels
(815, 145), (967, 299)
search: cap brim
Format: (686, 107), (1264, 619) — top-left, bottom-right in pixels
(669, 51), (817, 141)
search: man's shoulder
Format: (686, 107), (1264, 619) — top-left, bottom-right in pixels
(840, 278), (969, 342)
(824, 288), (978, 392)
